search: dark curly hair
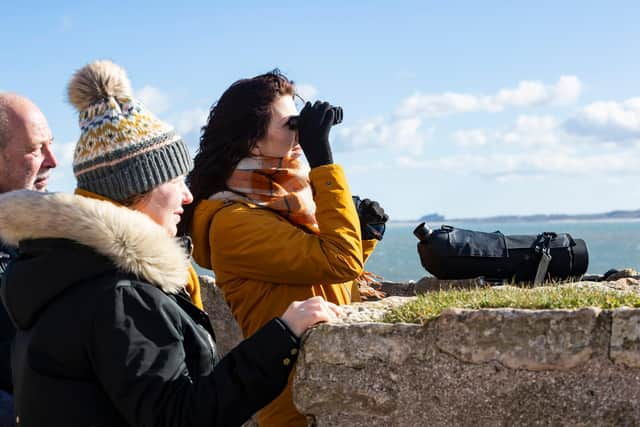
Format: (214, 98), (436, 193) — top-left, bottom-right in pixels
(179, 69), (295, 235)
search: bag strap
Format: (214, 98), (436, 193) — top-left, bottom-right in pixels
(533, 233), (555, 285)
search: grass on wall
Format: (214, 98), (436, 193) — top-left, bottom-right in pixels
(383, 286), (640, 324)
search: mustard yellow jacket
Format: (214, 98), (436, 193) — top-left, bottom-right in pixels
(191, 164), (377, 426)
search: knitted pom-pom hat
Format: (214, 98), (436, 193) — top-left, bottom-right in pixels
(68, 60), (192, 202)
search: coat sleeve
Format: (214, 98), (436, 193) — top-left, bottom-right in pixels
(212, 164), (364, 284)
(362, 238), (378, 264)
(89, 282), (298, 427)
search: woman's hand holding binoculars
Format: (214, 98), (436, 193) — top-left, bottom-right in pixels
(297, 101), (343, 168)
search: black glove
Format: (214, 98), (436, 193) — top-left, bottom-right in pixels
(353, 196), (389, 240)
(298, 101), (337, 168)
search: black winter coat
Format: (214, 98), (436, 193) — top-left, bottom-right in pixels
(0, 191), (300, 427)
(0, 239), (17, 393)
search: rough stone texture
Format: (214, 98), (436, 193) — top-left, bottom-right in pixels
(611, 277), (640, 288)
(201, 275), (640, 425)
(417, 276), (498, 291)
(378, 281), (417, 297)
(605, 268), (639, 281)
(434, 308), (599, 370)
(338, 297), (413, 323)
(294, 301), (640, 426)
(382, 276), (640, 297)
(566, 279), (640, 294)
(199, 275), (244, 356)
(610, 308), (640, 368)
(381, 277), (487, 296)
(200, 275), (258, 427)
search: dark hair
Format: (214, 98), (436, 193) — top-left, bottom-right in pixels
(179, 69), (295, 235)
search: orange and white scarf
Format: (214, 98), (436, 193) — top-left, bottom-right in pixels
(209, 156), (319, 233)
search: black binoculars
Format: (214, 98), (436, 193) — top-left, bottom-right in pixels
(286, 106), (343, 130)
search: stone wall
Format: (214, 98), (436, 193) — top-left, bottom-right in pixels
(294, 304), (640, 426)
(200, 275), (258, 427)
(200, 276), (640, 426)
(199, 275), (244, 356)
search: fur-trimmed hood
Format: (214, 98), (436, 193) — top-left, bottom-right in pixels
(0, 190), (190, 294)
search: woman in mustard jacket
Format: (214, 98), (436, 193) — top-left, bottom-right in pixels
(181, 70), (388, 426)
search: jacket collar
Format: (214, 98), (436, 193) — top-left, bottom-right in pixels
(0, 190), (189, 295)
(190, 199), (228, 270)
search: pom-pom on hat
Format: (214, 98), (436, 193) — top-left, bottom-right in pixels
(68, 60), (192, 202)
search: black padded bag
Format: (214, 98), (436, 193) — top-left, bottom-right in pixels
(414, 223), (589, 283)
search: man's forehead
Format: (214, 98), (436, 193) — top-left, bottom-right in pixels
(9, 104), (51, 141)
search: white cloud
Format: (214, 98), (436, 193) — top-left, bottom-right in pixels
(350, 162), (393, 173)
(334, 115), (429, 155)
(397, 75), (582, 117)
(397, 92), (500, 117)
(134, 85), (208, 136)
(495, 75), (581, 108)
(136, 86), (170, 114)
(502, 115), (561, 147)
(397, 150), (640, 177)
(453, 129), (489, 147)
(453, 115), (563, 148)
(335, 77), (579, 154)
(169, 108), (209, 135)
(551, 76), (582, 106)
(335, 99), (570, 154)
(494, 81), (549, 107)
(295, 84), (318, 101)
(565, 97), (640, 142)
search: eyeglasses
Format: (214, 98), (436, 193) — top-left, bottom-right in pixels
(294, 92), (307, 111)
(285, 93), (343, 130)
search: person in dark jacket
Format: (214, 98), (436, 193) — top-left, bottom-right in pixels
(0, 92), (58, 427)
(0, 239), (17, 427)
(0, 60), (339, 427)
(0, 240), (17, 394)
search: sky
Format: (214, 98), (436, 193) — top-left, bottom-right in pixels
(2, 1), (640, 220)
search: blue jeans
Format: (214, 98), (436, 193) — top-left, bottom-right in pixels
(0, 390), (14, 427)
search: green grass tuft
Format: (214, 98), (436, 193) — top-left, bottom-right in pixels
(382, 286), (640, 324)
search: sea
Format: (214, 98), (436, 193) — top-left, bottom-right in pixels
(193, 220), (640, 283)
(366, 220), (640, 282)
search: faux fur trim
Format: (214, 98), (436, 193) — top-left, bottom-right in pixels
(0, 190), (189, 294)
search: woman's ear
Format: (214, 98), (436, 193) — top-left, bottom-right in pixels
(250, 142), (263, 156)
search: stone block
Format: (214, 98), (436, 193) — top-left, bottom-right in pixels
(434, 308), (600, 370)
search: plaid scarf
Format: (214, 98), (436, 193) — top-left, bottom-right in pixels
(209, 156), (319, 233)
